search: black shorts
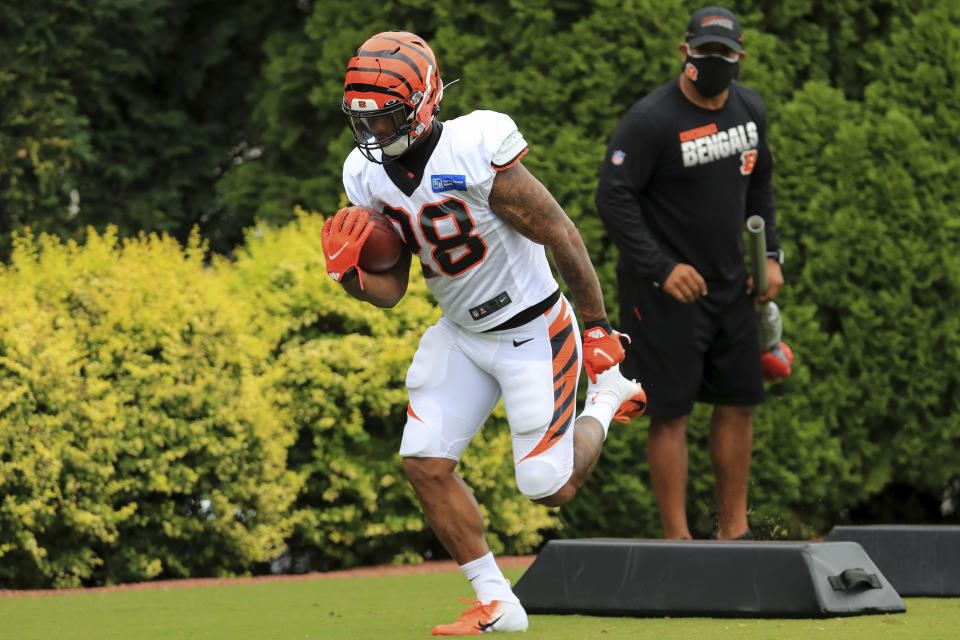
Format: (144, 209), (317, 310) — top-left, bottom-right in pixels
(617, 271), (764, 418)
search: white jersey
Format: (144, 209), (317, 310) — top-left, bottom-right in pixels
(343, 110), (558, 332)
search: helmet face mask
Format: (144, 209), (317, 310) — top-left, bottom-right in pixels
(342, 32), (443, 164)
(342, 92), (420, 161)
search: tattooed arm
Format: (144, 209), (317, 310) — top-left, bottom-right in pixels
(488, 161), (608, 325)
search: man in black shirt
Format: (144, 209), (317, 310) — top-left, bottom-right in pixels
(595, 6), (783, 540)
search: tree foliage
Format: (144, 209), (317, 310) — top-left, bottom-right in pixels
(1, 0), (958, 583)
(0, 0), (304, 258)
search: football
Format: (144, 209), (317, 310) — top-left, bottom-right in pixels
(358, 208), (403, 273)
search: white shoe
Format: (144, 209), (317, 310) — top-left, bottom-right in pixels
(432, 598), (529, 635)
(585, 367), (646, 423)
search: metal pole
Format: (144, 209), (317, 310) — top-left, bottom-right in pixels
(746, 215), (768, 297)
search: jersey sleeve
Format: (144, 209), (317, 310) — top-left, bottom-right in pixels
(595, 107), (677, 284)
(473, 110), (529, 170)
(342, 149), (370, 206)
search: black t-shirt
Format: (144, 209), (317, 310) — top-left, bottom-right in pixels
(595, 78), (779, 300)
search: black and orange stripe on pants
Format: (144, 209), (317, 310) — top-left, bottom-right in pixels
(519, 298), (580, 462)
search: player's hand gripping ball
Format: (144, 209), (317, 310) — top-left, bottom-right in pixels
(321, 206), (402, 288)
(322, 206), (374, 288)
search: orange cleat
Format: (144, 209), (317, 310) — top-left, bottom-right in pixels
(432, 598), (529, 635)
(613, 383), (647, 423)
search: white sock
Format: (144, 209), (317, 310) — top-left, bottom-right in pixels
(577, 372), (619, 438)
(577, 404), (615, 439)
(459, 552), (519, 604)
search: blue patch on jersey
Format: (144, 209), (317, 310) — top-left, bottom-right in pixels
(431, 174), (467, 193)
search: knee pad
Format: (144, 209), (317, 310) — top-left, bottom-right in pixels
(398, 400), (442, 458)
(515, 457), (568, 501)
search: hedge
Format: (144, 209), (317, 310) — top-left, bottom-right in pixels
(0, 229), (299, 587)
(0, 214), (559, 588)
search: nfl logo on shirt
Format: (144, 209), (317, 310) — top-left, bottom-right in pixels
(612, 150), (626, 165)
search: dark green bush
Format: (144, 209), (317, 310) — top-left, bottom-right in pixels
(570, 4), (960, 538)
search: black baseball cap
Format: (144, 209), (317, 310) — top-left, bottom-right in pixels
(685, 6), (743, 53)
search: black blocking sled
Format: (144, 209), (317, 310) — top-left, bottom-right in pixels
(513, 538), (906, 618)
(825, 525), (960, 597)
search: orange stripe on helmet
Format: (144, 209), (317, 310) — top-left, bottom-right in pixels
(345, 66), (414, 93)
(375, 32), (437, 66)
(376, 56), (425, 82)
(353, 33), (428, 86)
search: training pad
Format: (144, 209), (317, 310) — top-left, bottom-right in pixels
(825, 525), (960, 596)
(513, 538), (905, 617)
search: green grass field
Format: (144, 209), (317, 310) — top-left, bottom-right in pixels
(3, 568), (959, 640)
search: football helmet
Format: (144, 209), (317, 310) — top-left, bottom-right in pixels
(342, 31), (444, 163)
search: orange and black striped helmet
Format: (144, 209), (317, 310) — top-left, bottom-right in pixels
(342, 31), (444, 163)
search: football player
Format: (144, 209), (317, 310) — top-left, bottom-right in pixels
(322, 31), (647, 635)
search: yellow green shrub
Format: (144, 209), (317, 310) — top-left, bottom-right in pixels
(0, 229), (300, 588)
(0, 211), (561, 588)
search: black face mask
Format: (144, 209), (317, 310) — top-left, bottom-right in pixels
(683, 55), (740, 98)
